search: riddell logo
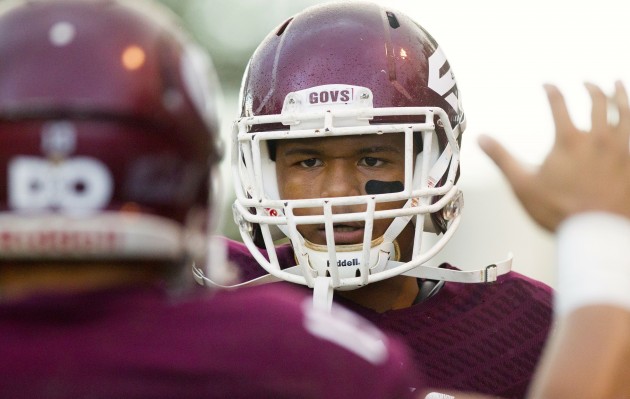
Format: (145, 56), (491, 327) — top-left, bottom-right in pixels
(327, 258), (359, 267)
(308, 88), (353, 104)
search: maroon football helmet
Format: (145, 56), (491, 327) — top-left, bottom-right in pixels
(0, 0), (223, 262)
(231, 1), (471, 300)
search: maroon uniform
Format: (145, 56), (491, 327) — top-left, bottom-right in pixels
(229, 239), (554, 398)
(225, 3), (554, 398)
(0, 1), (426, 398)
(0, 282), (421, 399)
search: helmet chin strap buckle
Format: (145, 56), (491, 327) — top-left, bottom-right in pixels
(313, 276), (334, 311)
(397, 252), (513, 283)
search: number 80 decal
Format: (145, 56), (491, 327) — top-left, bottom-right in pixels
(9, 156), (113, 212)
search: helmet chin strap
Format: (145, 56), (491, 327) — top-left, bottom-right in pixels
(301, 236), (401, 274)
(301, 236), (401, 311)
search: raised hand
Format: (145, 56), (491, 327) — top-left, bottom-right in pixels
(478, 81), (630, 231)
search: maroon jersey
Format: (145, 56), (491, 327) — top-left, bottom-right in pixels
(228, 239), (554, 398)
(0, 281), (420, 399)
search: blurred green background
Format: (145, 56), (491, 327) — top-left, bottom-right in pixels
(157, 0), (321, 91)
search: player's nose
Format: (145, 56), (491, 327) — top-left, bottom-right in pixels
(319, 161), (362, 199)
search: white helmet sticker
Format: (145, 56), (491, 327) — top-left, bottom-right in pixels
(9, 156), (113, 214)
(428, 46), (460, 114)
(281, 84), (374, 130)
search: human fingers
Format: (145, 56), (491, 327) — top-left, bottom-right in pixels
(614, 80), (630, 143)
(544, 84), (577, 145)
(614, 80), (629, 110)
(477, 134), (529, 190)
(479, 133), (559, 231)
(584, 82), (608, 135)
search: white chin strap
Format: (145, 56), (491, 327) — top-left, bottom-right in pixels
(192, 238), (513, 314)
(299, 236), (400, 281)
(300, 237), (400, 311)
(306, 252), (513, 312)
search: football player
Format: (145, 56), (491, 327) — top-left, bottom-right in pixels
(223, 1), (554, 397)
(0, 1), (424, 398)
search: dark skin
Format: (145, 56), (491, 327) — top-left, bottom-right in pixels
(274, 133), (420, 312)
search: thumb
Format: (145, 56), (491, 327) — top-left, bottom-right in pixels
(477, 134), (529, 189)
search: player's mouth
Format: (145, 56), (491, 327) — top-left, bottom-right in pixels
(316, 222), (366, 245)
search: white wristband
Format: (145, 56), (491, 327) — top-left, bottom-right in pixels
(556, 212), (630, 316)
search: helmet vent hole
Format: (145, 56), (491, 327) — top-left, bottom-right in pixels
(325, 270), (331, 277)
(276, 17), (293, 36)
(355, 269), (361, 278)
(386, 12), (400, 29)
(73, 180), (87, 194)
(29, 180), (43, 193)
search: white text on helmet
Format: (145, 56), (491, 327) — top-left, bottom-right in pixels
(9, 156), (113, 213)
(308, 89), (352, 104)
(327, 258), (360, 267)
(428, 46), (460, 114)
(0, 230), (118, 254)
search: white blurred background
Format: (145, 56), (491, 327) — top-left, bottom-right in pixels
(159, 0), (630, 287)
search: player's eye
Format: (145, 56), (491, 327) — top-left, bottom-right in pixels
(299, 158), (321, 168)
(359, 157), (383, 167)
